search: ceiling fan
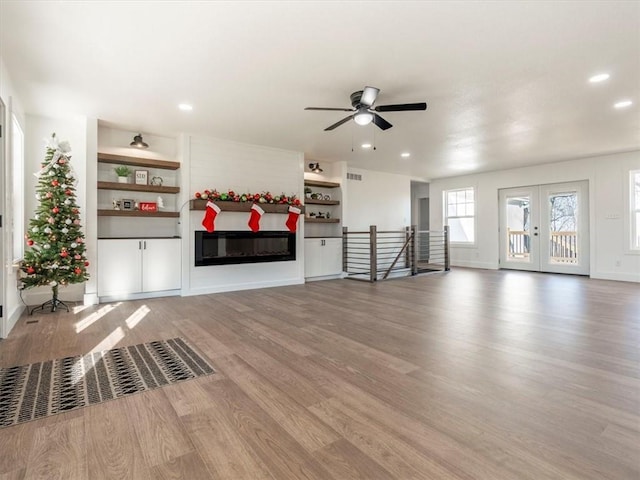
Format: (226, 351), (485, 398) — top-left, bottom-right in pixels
(305, 86), (427, 131)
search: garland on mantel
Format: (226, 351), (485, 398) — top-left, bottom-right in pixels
(194, 189), (302, 206)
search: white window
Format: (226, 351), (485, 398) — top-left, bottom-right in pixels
(632, 170), (640, 250)
(11, 114), (24, 262)
(444, 187), (475, 244)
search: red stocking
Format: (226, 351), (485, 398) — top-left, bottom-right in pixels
(248, 204), (264, 232)
(202, 201), (221, 232)
(286, 206), (301, 232)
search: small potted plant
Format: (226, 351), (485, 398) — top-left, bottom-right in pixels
(304, 186), (312, 199)
(114, 165), (132, 183)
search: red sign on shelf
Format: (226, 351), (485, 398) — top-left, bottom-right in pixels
(139, 202), (158, 212)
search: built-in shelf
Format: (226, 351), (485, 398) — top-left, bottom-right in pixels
(190, 199), (305, 214)
(98, 153), (180, 170)
(305, 199), (340, 205)
(97, 181), (180, 194)
(98, 209), (180, 218)
(305, 217), (340, 223)
(304, 179), (340, 188)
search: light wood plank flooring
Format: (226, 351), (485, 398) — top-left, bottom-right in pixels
(1, 269), (638, 479)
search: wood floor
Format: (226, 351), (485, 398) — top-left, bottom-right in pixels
(0, 268), (638, 479)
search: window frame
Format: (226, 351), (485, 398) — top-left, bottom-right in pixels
(443, 186), (476, 246)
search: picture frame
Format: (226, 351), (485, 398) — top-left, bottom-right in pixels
(134, 170), (149, 185)
(121, 198), (135, 210)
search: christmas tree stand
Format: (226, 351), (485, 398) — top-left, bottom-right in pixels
(29, 285), (70, 315)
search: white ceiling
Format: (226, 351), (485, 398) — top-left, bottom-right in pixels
(1, 1), (638, 179)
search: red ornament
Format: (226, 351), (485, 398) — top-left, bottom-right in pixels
(294, 199), (301, 206)
(84, 261), (90, 267)
(253, 193), (260, 201)
(74, 267), (82, 275)
(72, 208), (79, 214)
(65, 189), (72, 196)
(60, 250), (68, 258)
(52, 207), (59, 214)
(46, 192), (53, 198)
(27, 266), (35, 274)
(195, 192), (202, 198)
(58, 158), (66, 164)
(233, 195), (240, 202)
(27, 239), (34, 246)
(74, 254), (81, 260)
(52, 180), (59, 187)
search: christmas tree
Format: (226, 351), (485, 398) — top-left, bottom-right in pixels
(21, 133), (89, 313)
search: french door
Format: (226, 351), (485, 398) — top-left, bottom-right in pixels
(499, 181), (589, 275)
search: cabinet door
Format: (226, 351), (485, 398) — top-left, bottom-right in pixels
(142, 239), (181, 292)
(304, 239), (324, 278)
(98, 239), (142, 296)
(322, 238), (343, 276)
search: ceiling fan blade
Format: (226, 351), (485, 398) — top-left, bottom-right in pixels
(305, 107), (355, 112)
(325, 115), (354, 131)
(374, 102), (427, 112)
(360, 86), (380, 107)
(373, 114), (392, 130)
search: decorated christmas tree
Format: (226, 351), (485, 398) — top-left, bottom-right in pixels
(21, 133), (89, 313)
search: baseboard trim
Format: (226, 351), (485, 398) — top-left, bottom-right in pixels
(2, 305), (25, 338)
(451, 260), (498, 269)
(99, 289), (181, 303)
(590, 271), (640, 283)
(184, 278), (305, 296)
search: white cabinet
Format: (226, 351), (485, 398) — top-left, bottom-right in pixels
(98, 238), (181, 297)
(304, 238), (343, 279)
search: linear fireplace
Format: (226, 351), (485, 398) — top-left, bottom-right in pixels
(195, 231), (296, 266)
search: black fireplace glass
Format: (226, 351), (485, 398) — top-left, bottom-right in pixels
(195, 231), (296, 266)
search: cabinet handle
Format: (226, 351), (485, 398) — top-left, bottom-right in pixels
(139, 241), (142, 250)
(143, 241), (147, 249)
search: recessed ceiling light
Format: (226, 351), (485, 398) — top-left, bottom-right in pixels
(614, 100), (633, 109)
(178, 103), (193, 111)
(588, 73), (610, 83)
(401, 152), (411, 158)
(361, 143), (372, 149)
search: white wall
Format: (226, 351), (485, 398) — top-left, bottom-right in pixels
(0, 55), (26, 336)
(430, 151), (640, 282)
(343, 167), (412, 231)
(182, 135), (305, 295)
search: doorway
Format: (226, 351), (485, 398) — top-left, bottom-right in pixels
(498, 181), (589, 275)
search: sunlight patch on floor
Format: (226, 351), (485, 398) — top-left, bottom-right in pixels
(74, 303), (121, 333)
(125, 305), (150, 330)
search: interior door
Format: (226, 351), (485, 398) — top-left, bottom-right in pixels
(499, 181), (589, 275)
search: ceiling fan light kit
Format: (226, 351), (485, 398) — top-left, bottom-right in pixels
(305, 86), (427, 131)
(308, 162), (323, 173)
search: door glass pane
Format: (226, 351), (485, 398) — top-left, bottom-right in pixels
(548, 191), (578, 264)
(506, 195), (531, 261)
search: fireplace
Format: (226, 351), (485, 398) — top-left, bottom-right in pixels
(195, 231), (296, 266)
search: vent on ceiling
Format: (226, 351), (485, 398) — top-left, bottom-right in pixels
(347, 172), (362, 181)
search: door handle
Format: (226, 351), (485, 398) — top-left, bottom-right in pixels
(534, 233), (538, 236)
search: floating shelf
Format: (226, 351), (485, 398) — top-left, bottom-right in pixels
(305, 199), (340, 205)
(98, 210), (179, 218)
(97, 181), (180, 194)
(305, 217), (340, 223)
(98, 153), (180, 170)
(189, 199), (305, 214)
(304, 179), (340, 188)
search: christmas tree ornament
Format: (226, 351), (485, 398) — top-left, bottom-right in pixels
(85, 261), (90, 267)
(21, 133), (89, 314)
(286, 206), (301, 233)
(201, 201), (221, 233)
(248, 203), (264, 232)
